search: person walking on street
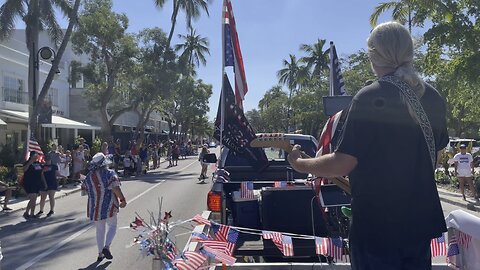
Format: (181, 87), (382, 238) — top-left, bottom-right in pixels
(287, 22), (449, 269)
(198, 145), (209, 181)
(453, 144), (478, 201)
(37, 155), (61, 217)
(84, 152), (127, 262)
(22, 151), (47, 219)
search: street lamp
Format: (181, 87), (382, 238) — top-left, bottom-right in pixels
(32, 46), (58, 108)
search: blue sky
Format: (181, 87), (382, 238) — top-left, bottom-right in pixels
(42, 0), (425, 120)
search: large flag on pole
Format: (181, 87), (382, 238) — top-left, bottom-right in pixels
(328, 41), (346, 96)
(214, 74), (268, 172)
(223, 0), (248, 108)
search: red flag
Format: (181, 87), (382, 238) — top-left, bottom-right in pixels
(224, 0), (248, 108)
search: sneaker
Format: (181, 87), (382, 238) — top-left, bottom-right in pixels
(23, 212), (30, 219)
(102, 248), (113, 260)
(46, 210), (54, 217)
(35, 211), (44, 217)
(97, 255), (104, 262)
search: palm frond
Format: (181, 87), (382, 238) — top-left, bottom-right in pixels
(39, 0), (63, 47)
(51, 0), (73, 16)
(370, 1), (402, 27)
(154, 0), (168, 9)
(392, 3), (409, 24)
(0, 0), (26, 40)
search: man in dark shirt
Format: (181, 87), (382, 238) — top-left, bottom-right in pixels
(288, 22), (448, 269)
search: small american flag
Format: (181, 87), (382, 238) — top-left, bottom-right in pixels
(192, 214), (211, 226)
(274, 181), (287, 188)
(446, 234), (460, 265)
(282, 235), (294, 257)
(165, 238), (178, 260)
(431, 234), (447, 257)
(240, 181), (255, 199)
(174, 251), (207, 270)
(458, 231), (472, 249)
(190, 232), (209, 242)
(262, 231), (294, 257)
(202, 245), (237, 265)
(25, 133), (45, 163)
(329, 237), (344, 261)
(315, 237), (328, 256)
(211, 222), (230, 242)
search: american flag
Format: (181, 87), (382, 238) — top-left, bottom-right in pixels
(328, 237), (344, 261)
(458, 231), (472, 249)
(211, 222), (230, 242)
(240, 181), (255, 199)
(224, 0), (248, 108)
(446, 234), (460, 266)
(431, 234), (447, 257)
(174, 251), (207, 270)
(262, 231), (294, 257)
(201, 245), (237, 265)
(25, 133), (45, 163)
(165, 238), (178, 260)
(190, 232), (209, 242)
(192, 214), (211, 226)
(274, 181), (287, 188)
(328, 42), (346, 96)
(199, 228), (238, 256)
(315, 237), (328, 256)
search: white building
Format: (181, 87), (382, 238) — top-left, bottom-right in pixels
(0, 30), (172, 151)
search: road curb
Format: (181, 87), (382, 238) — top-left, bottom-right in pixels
(439, 195), (479, 212)
(8, 187), (82, 214)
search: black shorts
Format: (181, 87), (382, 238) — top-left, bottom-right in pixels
(24, 181), (41, 194)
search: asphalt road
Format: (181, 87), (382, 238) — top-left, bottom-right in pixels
(0, 149), (216, 270)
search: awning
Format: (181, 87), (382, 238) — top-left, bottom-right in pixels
(0, 109), (101, 130)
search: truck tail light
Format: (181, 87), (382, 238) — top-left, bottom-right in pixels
(207, 191), (221, 212)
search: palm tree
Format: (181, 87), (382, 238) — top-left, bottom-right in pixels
(175, 27), (210, 69)
(299, 38), (330, 80)
(277, 54), (310, 96)
(370, 0), (446, 32)
(0, 0), (80, 139)
(277, 54), (310, 132)
(154, 0), (211, 49)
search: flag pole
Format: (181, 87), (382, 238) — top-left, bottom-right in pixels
(220, 0), (226, 153)
(329, 41), (334, 96)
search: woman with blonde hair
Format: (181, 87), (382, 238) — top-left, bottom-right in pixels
(288, 22), (448, 269)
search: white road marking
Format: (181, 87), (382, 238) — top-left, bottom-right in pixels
(15, 181), (165, 270)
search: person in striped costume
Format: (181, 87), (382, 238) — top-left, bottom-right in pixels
(84, 152), (127, 262)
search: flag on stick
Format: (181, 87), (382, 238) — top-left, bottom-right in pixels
(174, 251), (207, 270)
(431, 234), (447, 257)
(25, 132), (45, 163)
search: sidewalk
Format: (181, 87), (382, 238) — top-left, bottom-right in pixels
(0, 157), (169, 215)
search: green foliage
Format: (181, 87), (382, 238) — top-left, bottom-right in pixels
(91, 137), (102, 155)
(435, 169), (451, 185)
(0, 143), (23, 168)
(341, 49), (376, 95)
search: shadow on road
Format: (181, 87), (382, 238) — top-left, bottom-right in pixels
(78, 260), (112, 270)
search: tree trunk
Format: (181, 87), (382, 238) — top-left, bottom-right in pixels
(166, 0), (180, 50)
(36, 0), (82, 139)
(27, 1), (40, 141)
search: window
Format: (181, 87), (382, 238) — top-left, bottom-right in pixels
(3, 75), (27, 104)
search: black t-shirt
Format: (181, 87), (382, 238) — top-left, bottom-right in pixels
(336, 79), (448, 248)
(23, 161), (44, 188)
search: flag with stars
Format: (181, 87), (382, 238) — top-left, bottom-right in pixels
(327, 42), (347, 96)
(431, 234), (447, 257)
(223, 0), (248, 108)
(214, 74), (268, 172)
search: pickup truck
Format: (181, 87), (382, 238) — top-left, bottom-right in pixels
(205, 134), (351, 262)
